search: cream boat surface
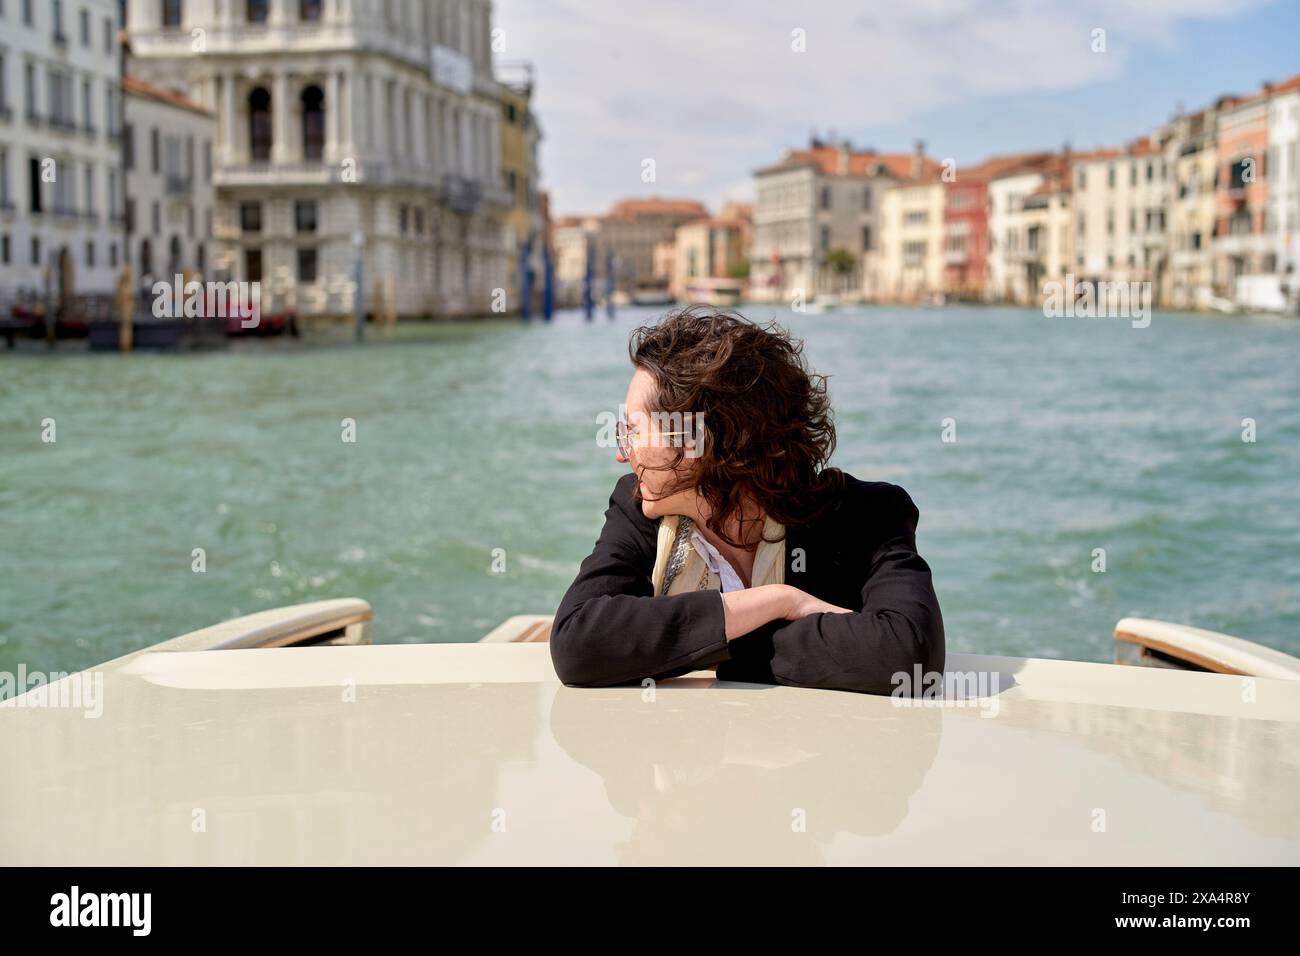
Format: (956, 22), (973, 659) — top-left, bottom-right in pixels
(1, 600), (1297, 865)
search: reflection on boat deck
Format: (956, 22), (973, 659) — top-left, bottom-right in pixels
(1, 642), (1296, 865)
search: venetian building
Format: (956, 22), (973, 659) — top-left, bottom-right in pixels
(125, 0), (510, 318)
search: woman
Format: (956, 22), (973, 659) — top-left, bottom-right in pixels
(551, 306), (944, 695)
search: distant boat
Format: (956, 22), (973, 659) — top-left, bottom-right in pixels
(804, 293), (844, 314)
(685, 277), (744, 308)
(631, 278), (674, 307)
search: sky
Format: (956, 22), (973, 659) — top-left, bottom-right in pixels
(492, 0), (1300, 216)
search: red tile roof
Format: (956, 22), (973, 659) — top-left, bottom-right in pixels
(607, 197), (709, 220)
(756, 146), (941, 181)
(122, 76), (212, 117)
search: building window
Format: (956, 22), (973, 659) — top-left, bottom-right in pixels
(109, 242), (117, 268)
(301, 85), (325, 161)
(140, 238), (153, 275)
(163, 0), (183, 28)
(248, 87), (272, 161)
(196, 242), (205, 273)
(86, 239), (95, 267)
(819, 225), (829, 250)
(151, 127), (160, 173)
(862, 187), (871, 210)
(245, 248), (263, 282)
(1, 235), (10, 265)
(297, 247), (318, 283)
(861, 225), (872, 250)
(300, 0), (323, 22)
(240, 201), (262, 233)
(247, 0), (269, 24)
(32, 236), (42, 265)
(819, 186), (830, 210)
(123, 124), (134, 169)
(1107, 164), (1115, 188)
(28, 155), (42, 213)
(294, 200), (317, 233)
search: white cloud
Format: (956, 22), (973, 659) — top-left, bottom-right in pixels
(494, 0), (1275, 213)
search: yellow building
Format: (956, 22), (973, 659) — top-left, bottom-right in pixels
(498, 67), (544, 313)
(878, 178), (946, 301)
(671, 213), (752, 301)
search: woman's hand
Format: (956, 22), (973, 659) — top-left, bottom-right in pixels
(781, 585), (854, 621)
(721, 585), (853, 641)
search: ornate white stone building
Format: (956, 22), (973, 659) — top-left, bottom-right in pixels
(125, 0), (510, 318)
(0, 0), (125, 298)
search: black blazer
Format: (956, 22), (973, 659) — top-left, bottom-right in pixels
(551, 471), (945, 695)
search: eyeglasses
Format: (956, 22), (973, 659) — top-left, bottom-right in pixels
(616, 418), (696, 459)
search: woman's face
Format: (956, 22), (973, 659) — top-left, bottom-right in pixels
(617, 367), (697, 519)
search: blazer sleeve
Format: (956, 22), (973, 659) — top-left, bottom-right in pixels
(550, 474), (732, 686)
(718, 484), (945, 696)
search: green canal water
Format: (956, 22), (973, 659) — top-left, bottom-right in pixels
(2, 305), (1298, 676)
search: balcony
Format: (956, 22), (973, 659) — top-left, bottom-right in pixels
(47, 115), (78, 134)
(165, 175), (192, 197)
(214, 161), (336, 188)
(0, 104), (12, 123)
(444, 174), (483, 215)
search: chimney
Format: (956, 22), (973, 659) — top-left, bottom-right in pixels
(912, 139), (925, 179)
(837, 140), (850, 175)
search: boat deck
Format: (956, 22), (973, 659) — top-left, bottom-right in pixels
(2, 639), (1298, 865)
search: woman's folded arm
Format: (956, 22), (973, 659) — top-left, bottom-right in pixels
(718, 484), (945, 695)
(550, 479), (732, 686)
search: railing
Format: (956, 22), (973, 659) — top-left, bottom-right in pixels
(165, 175), (192, 196)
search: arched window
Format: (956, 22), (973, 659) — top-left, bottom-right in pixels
(301, 85), (325, 162)
(247, 0), (269, 23)
(249, 87), (272, 161)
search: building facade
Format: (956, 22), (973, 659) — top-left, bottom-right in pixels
(1, 0), (125, 299)
(497, 62), (544, 314)
(1163, 106), (1223, 309)
(125, 0), (511, 319)
(122, 76), (215, 288)
(598, 197), (708, 294)
(670, 212), (750, 301)
(1072, 141), (1170, 298)
(750, 138), (940, 303)
(878, 177), (945, 301)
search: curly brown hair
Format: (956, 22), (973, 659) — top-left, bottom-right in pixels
(628, 305), (846, 549)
